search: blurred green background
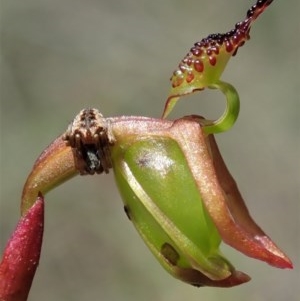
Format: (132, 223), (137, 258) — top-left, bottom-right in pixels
(1, 0), (299, 300)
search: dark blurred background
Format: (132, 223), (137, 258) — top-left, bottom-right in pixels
(1, 1), (299, 300)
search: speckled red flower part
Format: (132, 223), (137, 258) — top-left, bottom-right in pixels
(0, 194), (44, 301)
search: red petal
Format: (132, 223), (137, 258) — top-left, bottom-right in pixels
(21, 136), (76, 215)
(207, 134), (293, 269)
(168, 119), (292, 269)
(0, 193), (44, 301)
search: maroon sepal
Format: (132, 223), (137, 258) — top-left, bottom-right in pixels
(0, 193), (44, 301)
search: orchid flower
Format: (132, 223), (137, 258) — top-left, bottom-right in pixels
(0, 0), (292, 299)
(17, 109), (292, 289)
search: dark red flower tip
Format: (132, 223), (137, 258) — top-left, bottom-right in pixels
(0, 193), (44, 301)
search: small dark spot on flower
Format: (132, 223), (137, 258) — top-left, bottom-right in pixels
(124, 205), (131, 221)
(161, 243), (180, 266)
